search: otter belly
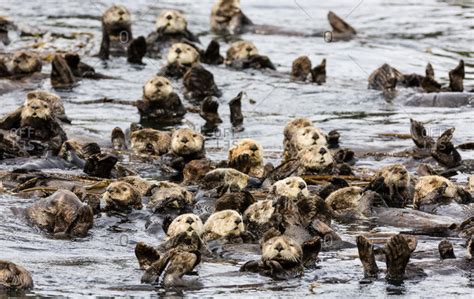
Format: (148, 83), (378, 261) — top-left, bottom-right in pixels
(405, 92), (474, 107)
(372, 207), (458, 230)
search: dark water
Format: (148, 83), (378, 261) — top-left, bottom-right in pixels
(0, 0), (473, 297)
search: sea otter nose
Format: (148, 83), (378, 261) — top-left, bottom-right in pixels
(246, 47), (252, 52)
(250, 144), (258, 151)
(275, 243), (284, 252)
(166, 15), (172, 20)
(186, 217), (194, 224)
(319, 147), (327, 155)
(181, 137), (189, 144)
(298, 182), (306, 190)
(118, 10), (125, 16)
(31, 104), (39, 110)
(312, 133), (320, 140)
(234, 218), (242, 225)
(175, 48), (182, 54)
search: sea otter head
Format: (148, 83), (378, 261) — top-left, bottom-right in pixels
(148, 181), (193, 212)
(261, 233), (302, 264)
(171, 128), (204, 156)
(167, 213), (204, 238)
(228, 138), (264, 167)
(243, 199), (275, 225)
(299, 145), (334, 171)
(377, 164), (410, 188)
(21, 98), (52, 120)
(167, 43), (199, 65)
(292, 126), (327, 151)
(102, 5), (131, 28)
(156, 10), (188, 34)
(10, 51), (42, 74)
(413, 175), (459, 209)
(226, 40), (258, 62)
(283, 118), (313, 142)
(27, 90), (65, 118)
(203, 209), (245, 241)
(101, 181), (142, 212)
(143, 75), (174, 101)
(271, 177), (309, 201)
(130, 128), (171, 156)
(325, 186), (364, 212)
(202, 168), (249, 190)
(215, 0), (241, 14)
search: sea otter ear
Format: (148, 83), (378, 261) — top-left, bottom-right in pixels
(26, 92), (37, 100)
(260, 228), (281, 245)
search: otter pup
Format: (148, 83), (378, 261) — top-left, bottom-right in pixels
(225, 40), (275, 70)
(0, 96), (67, 156)
(25, 190), (93, 238)
(99, 5), (146, 63)
(136, 75), (186, 125)
(365, 164), (412, 208)
(160, 43), (200, 78)
(147, 181), (193, 215)
(0, 260), (34, 291)
(0, 51), (42, 79)
(130, 128), (171, 157)
(210, 0), (253, 35)
(101, 181), (142, 213)
(202, 209), (245, 242)
(146, 10), (199, 57)
(228, 138), (265, 177)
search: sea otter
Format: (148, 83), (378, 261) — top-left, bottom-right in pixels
(285, 126), (328, 159)
(182, 159), (215, 185)
(282, 118), (313, 160)
(0, 51), (42, 79)
(165, 213), (204, 239)
(168, 128), (205, 165)
(201, 168), (261, 193)
(25, 90), (70, 123)
(136, 75), (186, 125)
(25, 190), (93, 238)
(159, 42), (200, 78)
(0, 96), (67, 156)
(210, 0), (252, 35)
(183, 65), (222, 102)
(291, 56), (326, 84)
(100, 181), (142, 213)
(202, 209), (245, 242)
(147, 181), (193, 215)
(228, 139), (265, 178)
(365, 164), (412, 208)
(130, 128), (171, 157)
(146, 10), (200, 57)
(225, 40), (275, 70)
(270, 177), (309, 202)
(0, 260), (34, 291)
(98, 5), (146, 63)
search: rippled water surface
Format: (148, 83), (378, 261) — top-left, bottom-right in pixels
(0, 0), (473, 297)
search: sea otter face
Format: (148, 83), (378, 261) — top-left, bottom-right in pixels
(325, 186), (364, 211)
(148, 182), (193, 211)
(378, 164), (410, 188)
(156, 10), (187, 33)
(171, 128), (204, 156)
(299, 145), (334, 170)
(102, 5), (131, 27)
(271, 177), (309, 201)
(262, 235), (302, 263)
(167, 213), (204, 238)
(413, 175), (458, 207)
(143, 75), (173, 101)
(10, 52), (42, 74)
(203, 210), (245, 240)
(283, 118), (313, 141)
(243, 199), (274, 224)
(27, 90), (65, 117)
(226, 41), (258, 62)
(292, 127), (327, 151)
(130, 128), (171, 156)
(167, 43), (199, 65)
(21, 98), (51, 120)
(228, 139), (264, 167)
(0, 260), (34, 291)
(101, 181), (142, 212)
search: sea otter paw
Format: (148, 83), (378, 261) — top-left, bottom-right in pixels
(240, 260), (261, 273)
(384, 235), (412, 283)
(229, 154), (251, 173)
(135, 242), (160, 270)
(356, 235), (379, 278)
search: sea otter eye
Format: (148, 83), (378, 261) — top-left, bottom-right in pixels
(286, 181), (291, 185)
(122, 187), (127, 192)
(192, 134), (197, 137)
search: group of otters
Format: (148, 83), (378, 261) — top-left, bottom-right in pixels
(0, 0), (473, 293)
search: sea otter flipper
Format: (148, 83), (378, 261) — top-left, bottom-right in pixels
(135, 242), (161, 270)
(356, 235), (379, 278)
(410, 118), (434, 149)
(449, 60), (464, 92)
(431, 128), (462, 168)
(201, 40), (224, 65)
(301, 236), (321, 268)
(200, 96), (222, 125)
(229, 92), (244, 129)
(384, 235), (413, 282)
(163, 251), (200, 287)
(51, 54), (77, 89)
(141, 254), (170, 284)
(311, 58), (326, 85)
(99, 26), (110, 60)
(127, 36), (147, 64)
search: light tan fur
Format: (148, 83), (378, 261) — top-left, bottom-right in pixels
(143, 75), (174, 101)
(130, 128), (171, 156)
(156, 10), (188, 33)
(210, 0), (242, 34)
(167, 43), (199, 65)
(299, 145), (334, 171)
(102, 5), (131, 26)
(27, 90), (65, 118)
(244, 199), (274, 224)
(325, 186), (364, 211)
(120, 176), (157, 197)
(271, 177), (309, 201)
(468, 176), (473, 192)
(228, 138), (264, 177)
(21, 98), (51, 120)
(290, 126), (327, 153)
(171, 128), (204, 156)
(261, 235), (302, 263)
(102, 181), (142, 210)
(203, 209), (245, 241)
(376, 164), (410, 189)
(167, 213), (203, 238)
(226, 40), (258, 63)
(413, 175), (458, 207)
(148, 182), (193, 210)
(204, 168), (249, 190)
(9, 51), (42, 74)
(283, 118), (313, 143)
